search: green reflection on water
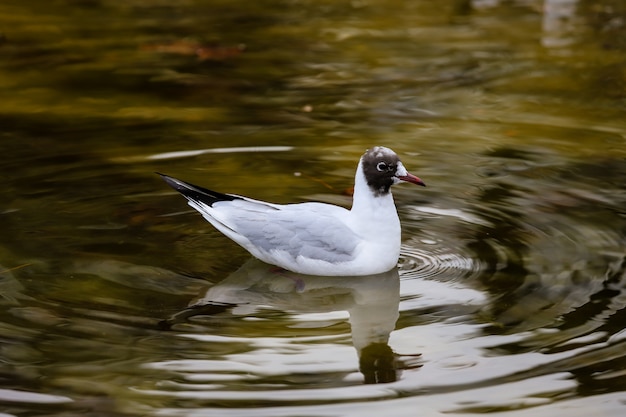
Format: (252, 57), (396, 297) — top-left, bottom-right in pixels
(0, 0), (625, 416)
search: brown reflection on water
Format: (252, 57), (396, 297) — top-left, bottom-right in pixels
(0, 0), (625, 415)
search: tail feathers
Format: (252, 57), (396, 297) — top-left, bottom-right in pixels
(158, 173), (238, 206)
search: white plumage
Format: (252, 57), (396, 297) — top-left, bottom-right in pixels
(160, 146), (425, 276)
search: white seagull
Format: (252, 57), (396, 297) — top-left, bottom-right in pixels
(160, 146), (425, 276)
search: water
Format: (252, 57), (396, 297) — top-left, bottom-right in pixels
(1, 0), (625, 416)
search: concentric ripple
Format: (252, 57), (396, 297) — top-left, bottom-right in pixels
(399, 243), (479, 281)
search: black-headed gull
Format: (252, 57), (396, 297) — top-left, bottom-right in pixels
(160, 146), (425, 276)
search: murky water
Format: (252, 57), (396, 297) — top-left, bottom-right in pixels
(1, 0), (625, 416)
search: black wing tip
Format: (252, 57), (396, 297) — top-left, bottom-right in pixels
(157, 172), (187, 192)
(157, 172), (238, 205)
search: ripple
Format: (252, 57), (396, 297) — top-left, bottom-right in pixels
(0, 388), (73, 405)
(112, 146), (295, 163)
(396, 239), (488, 316)
(399, 244), (479, 281)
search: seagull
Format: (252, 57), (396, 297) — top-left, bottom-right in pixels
(159, 146), (425, 276)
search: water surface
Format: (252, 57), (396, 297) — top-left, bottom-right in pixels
(1, 0), (625, 416)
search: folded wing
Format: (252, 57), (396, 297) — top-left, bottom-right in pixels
(161, 174), (359, 264)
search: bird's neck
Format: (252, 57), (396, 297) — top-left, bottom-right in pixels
(351, 162), (397, 217)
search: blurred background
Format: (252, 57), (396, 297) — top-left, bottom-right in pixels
(0, 0), (625, 416)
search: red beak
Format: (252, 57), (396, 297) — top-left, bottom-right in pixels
(398, 172), (426, 187)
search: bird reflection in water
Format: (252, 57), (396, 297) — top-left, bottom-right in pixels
(160, 259), (422, 384)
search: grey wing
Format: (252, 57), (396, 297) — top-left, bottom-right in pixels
(230, 205), (359, 263)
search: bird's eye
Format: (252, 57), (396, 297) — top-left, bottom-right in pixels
(377, 162), (388, 172)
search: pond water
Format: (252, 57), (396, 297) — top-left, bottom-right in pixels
(1, 0), (625, 416)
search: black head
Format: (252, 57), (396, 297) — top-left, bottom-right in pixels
(360, 147), (425, 196)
